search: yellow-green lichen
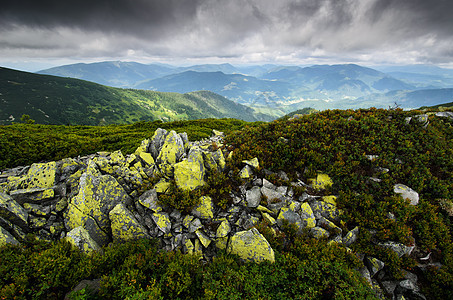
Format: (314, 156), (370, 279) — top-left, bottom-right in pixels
(216, 219), (231, 238)
(310, 173), (333, 191)
(242, 157), (259, 169)
(195, 229), (211, 248)
(192, 196), (214, 219)
(109, 203), (149, 242)
(228, 228), (275, 263)
(25, 162), (57, 189)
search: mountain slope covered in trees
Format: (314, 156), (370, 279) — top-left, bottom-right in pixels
(0, 67), (270, 125)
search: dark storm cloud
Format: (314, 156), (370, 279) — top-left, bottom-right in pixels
(0, 0), (201, 37)
(1, 0), (453, 66)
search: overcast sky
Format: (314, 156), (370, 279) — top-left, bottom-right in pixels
(1, 0), (453, 71)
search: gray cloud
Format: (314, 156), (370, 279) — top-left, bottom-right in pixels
(1, 0), (453, 68)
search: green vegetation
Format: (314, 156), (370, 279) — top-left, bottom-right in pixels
(226, 108), (453, 298)
(1, 107), (452, 299)
(0, 67), (268, 125)
(0, 118), (254, 169)
(0, 234), (375, 299)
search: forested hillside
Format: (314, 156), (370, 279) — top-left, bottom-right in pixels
(0, 67), (270, 125)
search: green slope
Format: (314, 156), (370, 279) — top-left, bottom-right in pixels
(0, 67), (268, 125)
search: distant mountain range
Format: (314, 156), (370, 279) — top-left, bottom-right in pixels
(38, 61), (453, 112)
(0, 67), (270, 125)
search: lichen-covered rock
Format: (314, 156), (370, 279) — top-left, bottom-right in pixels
(134, 139), (151, 156)
(216, 219), (231, 238)
(174, 147), (205, 191)
(138, 189), (162, 212)
(154, 178), (171, 194)
(277, 207), (302, 229)
(246, 186), (262, 208)
(343, 226), (359, 246)
(394, 184), (419, 205)
(242, 157), (259, 169)
(64, 172), (131, 246)
(65, 226), (101, 254)
(109, 203), (149, 242)
(365, 256), (385, 277)
(0, 193), (28, 230)
(195, 229), (211, 248)
(262, 212), (277, 225)
(299, 202), (316, 228)
(149, 128), (168, 159)
(378, 241), (415, 258)
(9, 188), (54, 204)
(157, 130), (185, 176)
(310, 173), (333, 191)
(310, 227), (330, 239)
(191, 196), (214, 219)
(204, 149), (226, 172)
(239, 165), (253, 179)
(309, 200), (341, 221)
(228, 228), (275, 263)
(0, 226), (19, 246)
(25, 162), (57, 189)
(152, 212), (171, 234)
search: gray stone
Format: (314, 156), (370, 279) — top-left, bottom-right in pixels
(310, 227), (330, 239)
(394, 184), (419, 205)
(343, 226), (359, 246)
(261, 186), (284, 204)
(365, 256), (385, 277)
(262, 178), (276, 190)
(0, 226), (19, 246)
(246, 186), (262, 208)
(0, 193), (29, 230)
(378, 241), (414, 257)
(435, 111), (453, 120)
(138, 189), (161, 212)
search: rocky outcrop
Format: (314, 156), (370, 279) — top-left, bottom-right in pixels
(0, 126), (433, 299)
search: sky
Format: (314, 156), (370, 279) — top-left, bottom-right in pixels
(1, 0), (453, 71)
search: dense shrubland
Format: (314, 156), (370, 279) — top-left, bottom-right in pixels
(0, 118), (253, 169)
(1, 108), (452, 299)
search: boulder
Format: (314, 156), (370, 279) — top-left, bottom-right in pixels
(0, 226), (19, 246)
(299, 202), (316, 228)
(191, 196), (214, 220)
(9, 187), (55, 204)
(0, 193), (29, 230)
(310, 173), (333, 191)
(309, 200), (341, 222)
(152, 212), (172, 234)
(378, 241), (414, 257)
(65, 226), (101, 254)
(343, 226), (359, 246)
(216, 219), (231, 238)
(109, 203), (150, 242)
(228, 228), (275, 263)
(246, 186), (262, 208)
(277, 207), (302, 229)
(239, 165), (253, 179)
(174, 147), (206, 191)
(64, 172), (132, 246)
(261, 186), (285, 204)
(310, 227), (330, 239)
(24, 162), (57, 189)
(365, 256), (385, 277)
(394, 184), (419, 205)
(138, 189), (162, 212)
(156, 130), (185, 176)
(149, 128), (168, 159)
(242, 157), (259, 169)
